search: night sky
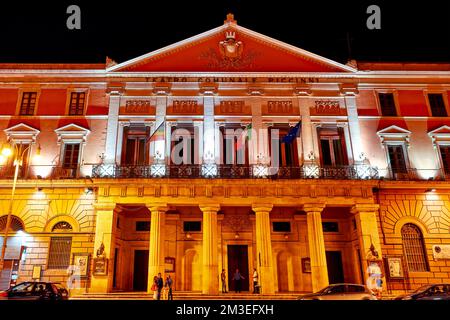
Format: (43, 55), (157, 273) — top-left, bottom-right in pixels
(0, 0), (449, 64)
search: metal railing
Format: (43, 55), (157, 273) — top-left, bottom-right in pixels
(91, 163), (381, 180)
(0, 165), (83, 180)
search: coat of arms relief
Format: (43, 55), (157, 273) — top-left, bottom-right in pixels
(200, 31), (259, 70)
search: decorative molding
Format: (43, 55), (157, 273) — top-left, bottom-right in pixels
(4, 123), (40, 144)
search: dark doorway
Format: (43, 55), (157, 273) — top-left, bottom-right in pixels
(326, 251), (345, 284)
(133, 250), (149, 291)
(227, 245), (249, 292)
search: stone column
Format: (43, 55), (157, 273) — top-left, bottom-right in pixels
(146, 203), (168, 293)
(104, 91), (121, 164)
(351, 204), (383, 284)
(249, 92), (267, 164)
(199, 204), (220, 295)
(344, 91), (363, 162)
(298, 96), (314, 162)
(304, 203), (329, 292)
(203, 96), (215, 161)
(153, 95), (168, 160)
(252, 203), (275, 294)
(90, 203), (117, 293)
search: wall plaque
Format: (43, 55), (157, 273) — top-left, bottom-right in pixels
(219, 101), (244, 114)
(433, 245), (450, 259)
(267, 101), (293, 114)
(172, 100), (199, 114)
(93, 257), (108, 276)
(125, 100), (152, 114)
(314, 100), (341, 115)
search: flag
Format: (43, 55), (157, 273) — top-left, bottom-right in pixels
(146, 121), (165, 143)
(281, 122), (301, 144)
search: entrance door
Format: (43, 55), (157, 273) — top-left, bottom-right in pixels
(326, 251), (345, 284)
(133, 250), (149, 291)
(227, 245), (249, 292)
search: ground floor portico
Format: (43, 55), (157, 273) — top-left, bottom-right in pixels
(87, 179), (382, 296)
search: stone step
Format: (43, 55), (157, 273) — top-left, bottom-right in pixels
(71, 292), (301, 300)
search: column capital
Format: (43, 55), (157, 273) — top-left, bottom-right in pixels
(351, 204), (380, 214)
(252, 203), (273, 213)
(145, 203), (169, 213)
(93, 202), (116, 211)
(199, 203), (221, 213)
(303, 203), (326, 213)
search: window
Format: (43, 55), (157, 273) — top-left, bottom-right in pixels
(221, 125), (249, 165)
(135, 221), (150, 232)
(121, 125), (150, 165)
(379, 93), (397, 116)
(322, 222), (339, 233)
(51, 221), (73, 232)
(401, 223), (429, 272)
(439, 145), (450, 174)
(47, 237), (72, 269)
(68, 92), (86, 115)
(428, 94), (447, 117)
(272, 222), (291, 232)
(62, 143), (80, 169)
(183, 221), (201, 232)
(318, 127), (347, 166)
(170, 125), (197, 165)
(0, 215), (25, 232)
(387, 145), (407, 174)
(269, 125), (299, 167)
(19, 92), (37, 115)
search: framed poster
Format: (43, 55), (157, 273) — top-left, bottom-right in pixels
(386, 256), (404, 279)
(93, 257), (108, 276)
(301, 257), (311, 273)
(32, 265), (42, 280)
(165, 257), (175, 273)
(367, 259), (384, 277)
(72, 253), (90, 278)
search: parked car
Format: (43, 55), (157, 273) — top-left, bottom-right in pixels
(298, 283), (377, 300)
(0, 281), (69, 300)
(394, 284), (450, 300)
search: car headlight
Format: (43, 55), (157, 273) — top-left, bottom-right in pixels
(402, 296), (413, 300)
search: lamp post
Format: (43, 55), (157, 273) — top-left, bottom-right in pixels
(0, 143), (41, 273)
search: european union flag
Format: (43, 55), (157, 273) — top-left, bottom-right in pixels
(281, 122), (301, 144)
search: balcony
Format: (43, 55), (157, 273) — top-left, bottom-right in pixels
(0, 165), (83, 180)
(91, 164), (381, 180)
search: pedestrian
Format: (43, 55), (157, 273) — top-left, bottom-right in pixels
(165, 275), (173, 300)
(151, 276), (158, 300)
(233, 268), (244, 293)
(221, 269), (227, 293)
(252, 268), (259, 294)
(156, 273), (164, 300)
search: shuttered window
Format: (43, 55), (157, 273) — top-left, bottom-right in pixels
(19, 92), (37, 115)
(47, 237), (72, 269)
(379, 93), (397, 116)
(428, 94), (447, 117)
(69, 92), (86, 115)
(401, 223), (429, 272)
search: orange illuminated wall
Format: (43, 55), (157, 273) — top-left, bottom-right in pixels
(0, 89), (19, 115)
(397, 90), (428, 116)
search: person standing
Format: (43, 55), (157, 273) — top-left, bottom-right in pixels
(252, 268), (259, 294)
(233, 269), (245, 293)
(151, 276), (158, 300)
(156, 273), (164, 300)
(165, 275), (173, 300)
(221, 269), (227, 293)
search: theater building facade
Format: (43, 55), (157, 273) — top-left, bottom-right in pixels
(1, 15), (450, 297)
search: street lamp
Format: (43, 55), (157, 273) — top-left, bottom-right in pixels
(0, 142), (41, 273)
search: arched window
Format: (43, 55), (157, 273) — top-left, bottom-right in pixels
(51, 221), (73, 232)
(401, 223), (429, 272)
(0, 215), (25, 232)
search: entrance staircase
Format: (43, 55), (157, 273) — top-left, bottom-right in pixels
(71, 291), (301, 300)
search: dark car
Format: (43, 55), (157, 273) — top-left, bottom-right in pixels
(0, 281), (69, 300)
(394, 284), (450, 300)
(298, 283), (377, 300)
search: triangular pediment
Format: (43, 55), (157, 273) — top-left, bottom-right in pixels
(377, 125), (411, 136)
(4, 123), (40, 135)
(108, 15), (356, 73)
(55, 123), (90, 134)
(428, 125), (450, 136)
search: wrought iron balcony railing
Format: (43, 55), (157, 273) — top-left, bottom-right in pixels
(0, 165), (83, 179)
(91, 163), (381, 180)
